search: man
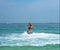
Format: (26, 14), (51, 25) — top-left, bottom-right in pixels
(27, 23), (33, 34)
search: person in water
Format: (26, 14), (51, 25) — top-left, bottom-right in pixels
(27, 23), (33, 34)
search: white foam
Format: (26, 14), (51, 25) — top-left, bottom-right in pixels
(0, 31), (60, 46)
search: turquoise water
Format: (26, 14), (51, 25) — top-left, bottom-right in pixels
(0, 45), (60, 50)
(0, 23), (59, 33)
(0, 23), (60, 46)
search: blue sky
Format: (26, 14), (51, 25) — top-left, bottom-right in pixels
(0, 0), (59, 23)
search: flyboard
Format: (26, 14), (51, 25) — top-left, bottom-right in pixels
(27, 30), (33, 34)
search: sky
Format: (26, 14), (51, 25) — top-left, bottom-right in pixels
(0, 0), (59, 23)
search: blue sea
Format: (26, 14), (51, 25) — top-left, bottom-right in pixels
(0, 23), (60, 47)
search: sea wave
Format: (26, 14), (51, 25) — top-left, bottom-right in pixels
(0, 31), (60, 46)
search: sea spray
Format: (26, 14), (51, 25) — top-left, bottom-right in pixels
(0, 31), (60, 46)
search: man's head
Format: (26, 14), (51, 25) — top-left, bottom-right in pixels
(28, 23), (32, 26)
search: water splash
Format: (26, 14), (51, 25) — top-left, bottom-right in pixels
(0, 31), (60, 46)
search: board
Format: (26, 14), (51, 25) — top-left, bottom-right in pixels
(27, 30), (32, 34)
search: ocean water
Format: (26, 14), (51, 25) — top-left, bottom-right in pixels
(0, 23), (60, 50)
